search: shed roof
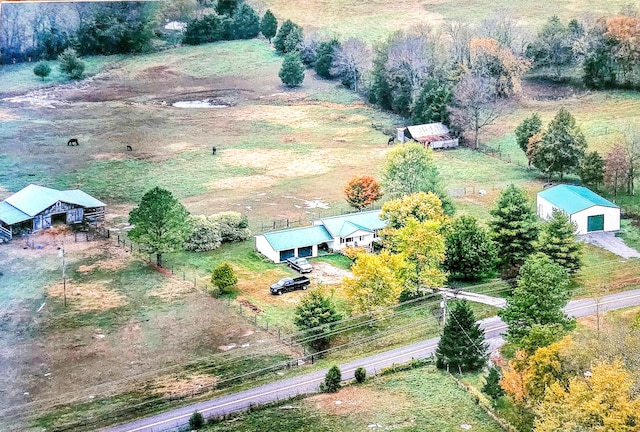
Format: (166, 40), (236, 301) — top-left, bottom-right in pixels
(319, 210), (387, 238)
(538, 185), (619, 214)
(0, 201), (31, 225)
(1, 184), (106, 221)
(406, 123), (451, 142)
(261, 225), (333, 252)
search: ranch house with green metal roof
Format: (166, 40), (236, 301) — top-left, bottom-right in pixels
(0, 184), (106, 242)
(255, 210), (386, 263)
(537, 185), (620, 235)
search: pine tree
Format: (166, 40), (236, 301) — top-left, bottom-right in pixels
(273, 19), (301, 53)
(536, 209), (582, 274)
(260, 9), (277, 42)
(482, 365), (505, 401)
(489, 184), (539, 278)
(279, 52), (305, 87)
(578, 151), (605, 187)
(321, 365), (342, 393)
(436, 300), (489, 373)
(444, 215), (497, 281)
(230, 3), (260, 39)
(499, 253), (572, 343)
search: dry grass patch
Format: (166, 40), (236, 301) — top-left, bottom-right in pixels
(150, 373), (218, 398)
(148, 277), (195, 300)
(221, 148), (332, 178)
(308, 385), (412, 417)
(46, 281), (128, 312)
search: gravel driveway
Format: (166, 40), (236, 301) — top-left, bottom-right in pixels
(578, 232), (640, 258)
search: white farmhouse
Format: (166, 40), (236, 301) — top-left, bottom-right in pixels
(255, 210), (386, 263)
(536, 185), (620, 235)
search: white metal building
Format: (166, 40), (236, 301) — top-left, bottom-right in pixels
(537, 185), (620, 235)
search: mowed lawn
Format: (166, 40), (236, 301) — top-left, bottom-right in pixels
(204, 366), (502, 432)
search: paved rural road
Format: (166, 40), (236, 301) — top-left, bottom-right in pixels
(104, 288), (640, 432)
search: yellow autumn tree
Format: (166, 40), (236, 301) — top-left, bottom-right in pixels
(469, 37), (532, 96)
(380, 191), (448, 229)
(500, 349), (531, 404)
(343, 249), (405, 315)
(535, 360), (640, 432)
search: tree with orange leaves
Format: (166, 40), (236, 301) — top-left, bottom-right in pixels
(343, 175), (382, 211)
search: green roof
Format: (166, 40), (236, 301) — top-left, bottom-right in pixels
(320, 210), (387, 238)
(538, 185), (619, 214)
(0, 184), (106, 224)
(262, 225), (333, 251)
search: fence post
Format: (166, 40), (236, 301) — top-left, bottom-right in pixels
(182, 271), (185, 280)
(194, 278), (196, 288)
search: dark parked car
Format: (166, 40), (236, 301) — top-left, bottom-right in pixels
(270, 276), (311, 295)
(286, 256), (313, 273)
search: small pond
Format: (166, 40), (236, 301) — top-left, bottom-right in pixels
(172, 100), (229, 108)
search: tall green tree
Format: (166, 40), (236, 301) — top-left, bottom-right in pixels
(128, 187), (191, 267)
(489, 184), (539, 278)
(578, 150), (604, 187)
(57, 48), (85, 80)
(482, 365), (505, 402)
(515, 113), (542, 158)
(273, 19), (302, 53)
(230, 3), (260, 39)
(526, 16), (579, 80)
(444, 215), (497, 281)
(380, 142), (454, 215)
(294, 288), (342, 352)
(260, 9), (277, 42)
(314, 39), (340, 79)
(411, 79), (452, 125)
(533, 108), (587, 181)
(215, 0), (238, 16)
(279, 51), (305, 87)
(536, 209), (582, 275)
(436, 300), (489, 373)
(499, 253), (573, 343)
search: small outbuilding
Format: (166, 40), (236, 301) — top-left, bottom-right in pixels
(255, 210), (387, 263)
(396, 122), (459, 149)
(537, 185), (620, 235)
(0, 184), (106, 242)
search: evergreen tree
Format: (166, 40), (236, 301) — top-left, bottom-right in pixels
(283, 26), (304, 53)
(411, 80), (452, 125)
(444, 215), (497, 281)
(294, 288), (342, 352)
(260, 9), (277, 42)
(215, 0), (239, 16)
(533, 108), (587, 181)
(273, 19), (301, 53)
(515, 113), (542, 155)
(322, 365), (342, 393)
(536, 209), (582, 275)
(499, 253), (573, 343)
(314, 39), (340, 79)
(279, 51), (305, 87)
(489, 184), (539, 278)
(57, 48), (85, 80)
(211, 262), (237, 293)
(230, 3), (260, 39)
(578, 150), (605, 187)
(128, 187), (191, 267)
(436, 300), (489, 373)
(482, 366), (505, 401)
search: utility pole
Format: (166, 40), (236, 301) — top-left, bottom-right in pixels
(440, 292), (448, 328)
(58, 243), (66, 307)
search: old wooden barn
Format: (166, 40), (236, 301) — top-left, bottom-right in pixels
(0, 184), (106, 242)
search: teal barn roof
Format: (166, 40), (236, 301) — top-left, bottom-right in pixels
(262, 225), (333, 251)
(0, 184), (106, 225)
(538, 185), (619, 214)
(319, 210), (387, 238)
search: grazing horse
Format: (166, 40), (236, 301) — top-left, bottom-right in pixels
(67, 138), (79, 146)
(126, 145), (133, 151)
(387, 136), (394, 145)
(212, 146), (217, 155)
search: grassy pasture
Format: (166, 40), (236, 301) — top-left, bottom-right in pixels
(260, 0), (633, 43)
(204, 365), (502, 431)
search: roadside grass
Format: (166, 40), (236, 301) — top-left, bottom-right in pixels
(204, 365), (503, 432)
(618, 219), (640, 251)
(573, 243), (640, 297)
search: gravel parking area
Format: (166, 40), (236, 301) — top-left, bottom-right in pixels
(578, 232), (640, 259)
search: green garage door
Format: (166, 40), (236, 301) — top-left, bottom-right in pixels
(587, 214), (604, 232)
